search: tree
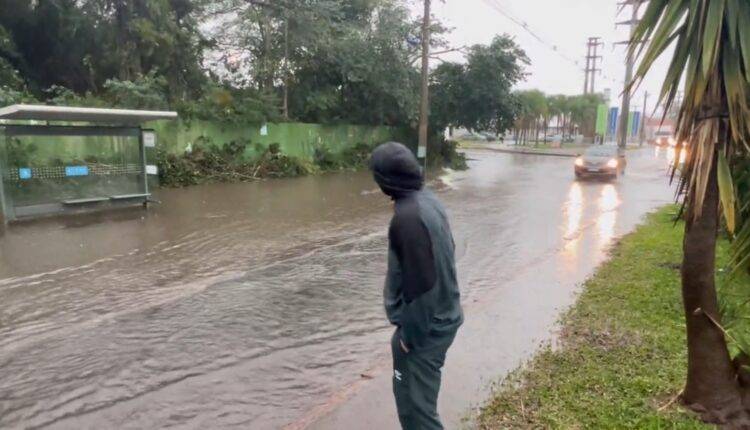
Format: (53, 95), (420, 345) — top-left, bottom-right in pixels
(632, 0), (750, 424)
(512, 90), (546, 145)
(546, 94), (569, 141)
(208, 0), (427, 126)
(430, 34), (528, 135)
(0, 24), (23, 90)
(567, 93), (605, 139)
(0, 0), (207, 100)
(430, 62), (466, 135)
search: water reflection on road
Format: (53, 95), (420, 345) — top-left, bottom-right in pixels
(0, 147), (675, 429)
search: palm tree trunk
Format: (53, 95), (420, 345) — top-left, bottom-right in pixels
(681, 140), (743, 415)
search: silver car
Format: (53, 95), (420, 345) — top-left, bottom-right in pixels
(574, 146), (627, 180)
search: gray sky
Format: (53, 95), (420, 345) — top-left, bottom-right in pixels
(418, 0), (674, 112)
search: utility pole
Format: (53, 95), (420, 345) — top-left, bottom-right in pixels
(282, 16), (290, 120)
(584, 42), (591, 94)
(583, 37), (603, 94)
(639, 91), (648, 146)
(418, 0), (431, 169)
(616, 0), (643, 149)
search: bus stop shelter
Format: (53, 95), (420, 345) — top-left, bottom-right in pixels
(0, 104), (177, 224)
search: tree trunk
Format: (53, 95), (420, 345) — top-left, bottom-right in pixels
(681, 140), (743, 419)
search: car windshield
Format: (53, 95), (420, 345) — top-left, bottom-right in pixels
(584, 147), (617, 157)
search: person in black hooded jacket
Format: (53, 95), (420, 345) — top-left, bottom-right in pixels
(370, 142), (463, 430)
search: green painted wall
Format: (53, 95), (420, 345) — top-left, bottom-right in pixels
(1, 120), (410, 166)
(150, 120), (409, 160)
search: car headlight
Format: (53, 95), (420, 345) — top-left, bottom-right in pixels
(607, 158), (619, 168)
(575, 158), (584, 167)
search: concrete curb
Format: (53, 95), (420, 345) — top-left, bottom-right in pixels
(463, 146), (579, 158)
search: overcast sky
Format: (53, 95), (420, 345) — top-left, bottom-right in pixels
(414, 0), (674, 112)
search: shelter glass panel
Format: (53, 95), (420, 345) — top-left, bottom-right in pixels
(1, 127), (144, 214)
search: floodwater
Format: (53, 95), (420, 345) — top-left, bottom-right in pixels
(0, 148), (675, 429)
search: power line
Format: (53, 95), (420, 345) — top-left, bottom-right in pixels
(480, 0), (580, 69)
(479, 0), (630, 93)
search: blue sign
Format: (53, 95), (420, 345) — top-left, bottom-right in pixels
(631, 112), (642, 136)
(18, 168), (32, 180)
(65, 166), (89, 177)
(607, 107), (619, 136)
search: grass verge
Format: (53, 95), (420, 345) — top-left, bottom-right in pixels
(478, 205), (750, 429)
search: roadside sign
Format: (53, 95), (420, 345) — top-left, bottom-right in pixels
(595, 104), (608, 135)
(142, 131), (156, 148)
(18, 168), (32, 180)
(608, 107), (619, 136)
(65, 166), (89, 177)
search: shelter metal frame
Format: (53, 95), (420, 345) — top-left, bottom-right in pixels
(0, 105), (176, 224)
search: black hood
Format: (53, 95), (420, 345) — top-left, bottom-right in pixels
(370, 142), (424, 198)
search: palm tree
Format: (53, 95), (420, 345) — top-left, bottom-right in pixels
(519, 90), (547, 145)
(631, 0), (750, 422)
(513, 90), (545, 145)
(547, 95), (567, 143)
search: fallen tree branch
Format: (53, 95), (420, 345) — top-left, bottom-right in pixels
(657, 389), (684, 412)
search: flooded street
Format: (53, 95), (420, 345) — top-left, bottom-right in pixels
(0, 147), (674, 429)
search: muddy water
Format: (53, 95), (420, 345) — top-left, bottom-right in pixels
(0, 148), (674, 429)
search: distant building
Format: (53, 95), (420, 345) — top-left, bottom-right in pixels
(644, 117), (675, 140)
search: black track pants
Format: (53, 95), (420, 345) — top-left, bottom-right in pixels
(390, 329), (453, 430)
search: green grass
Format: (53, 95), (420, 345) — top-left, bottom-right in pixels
(478, 206), (750, 429)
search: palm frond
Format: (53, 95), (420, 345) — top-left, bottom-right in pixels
(630, 0), (750, 274)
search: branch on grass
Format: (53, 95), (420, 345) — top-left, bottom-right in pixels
(657, 389), (684, 412)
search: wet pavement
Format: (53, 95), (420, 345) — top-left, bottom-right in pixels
(0, 147), (674, 429)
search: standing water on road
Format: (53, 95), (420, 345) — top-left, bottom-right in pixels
(0, 148), (674, 429)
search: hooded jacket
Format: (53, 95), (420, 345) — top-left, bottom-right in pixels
(371, 142), (463, 351)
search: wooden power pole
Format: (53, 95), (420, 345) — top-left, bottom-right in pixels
(418, 0), (431, 168)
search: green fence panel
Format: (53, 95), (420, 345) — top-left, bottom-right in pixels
(150, 120), (408, 161)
